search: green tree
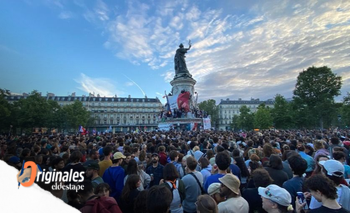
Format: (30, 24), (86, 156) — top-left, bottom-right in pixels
(14, 91), (50, 130)
(341, 92), (350, 127)
(0, 89), (13, 132)
(236, 105), (254, 130)
(293, 66), (342, 129)
(63, 101), (91, 131)
(271, 94), (293, 129)
(230, 115), (239, 130)
(254, 104), (273, 129)
(198, 99), (218, 127)
(46, 100), (66, 131)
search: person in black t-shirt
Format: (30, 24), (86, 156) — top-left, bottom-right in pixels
(296, 174), (350, 213)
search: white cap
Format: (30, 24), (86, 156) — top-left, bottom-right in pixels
(258, 184), (291, 207)
(319, 160), (344, 177)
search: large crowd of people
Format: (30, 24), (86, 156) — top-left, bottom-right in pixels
(1, 128), (350, 213)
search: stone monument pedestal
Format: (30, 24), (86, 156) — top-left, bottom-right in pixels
(170, 76), (196, 98)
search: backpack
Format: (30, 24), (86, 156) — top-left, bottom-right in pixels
(166, 180), (183, 212)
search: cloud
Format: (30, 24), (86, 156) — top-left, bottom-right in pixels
(161, 71), (174, 82)
(65, 0), (350, 101)
(58, 11), (73, 19)
(75, 73), (124, 97)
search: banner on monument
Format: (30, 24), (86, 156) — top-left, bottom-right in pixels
(203, 117), (211, 130)
(168, 95), (179, 111)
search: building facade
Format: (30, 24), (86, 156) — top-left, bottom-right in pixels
(6, 93), (163, 132)
(218, 98), (275, 130)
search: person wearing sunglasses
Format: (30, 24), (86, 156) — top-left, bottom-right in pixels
(258, 184), (293, 213)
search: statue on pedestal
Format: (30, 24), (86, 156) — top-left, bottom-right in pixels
(174, 40), (192, 78)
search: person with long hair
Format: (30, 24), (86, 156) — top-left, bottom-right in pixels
(134, 190), (148, 213)
(243, 168), (273, 213)
(160, 163), (185, 213)
(233, 149), (250, 189)
(124, 159), (151, 190)
(264, 154), (289, 187)
(120, 174), (141, 213)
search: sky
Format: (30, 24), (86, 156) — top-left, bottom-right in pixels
(1, 0), (350, 104)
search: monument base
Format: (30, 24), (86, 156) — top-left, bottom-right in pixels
(170, 76), (196, 97)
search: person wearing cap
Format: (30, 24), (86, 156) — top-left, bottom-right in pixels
(86, 162), (104, 190)
(146, 152), (164, 187)
(296, 174), (349, 213)
(218, 173), (249, 213)
(309, 160), (350, 211)
(208, 183), (225, 204)
(195, 194), (218, 213)
(258, 184), (293, 213)
(102, 151), (126, 203)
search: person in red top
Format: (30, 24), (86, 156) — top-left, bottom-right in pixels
(158, 145), (167, 166)
(78, 181), (122, 213)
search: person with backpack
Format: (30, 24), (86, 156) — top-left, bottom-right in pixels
(78, 181), (122, 213)
(182, 156), (204, 213)
(160, 163), (186, 213)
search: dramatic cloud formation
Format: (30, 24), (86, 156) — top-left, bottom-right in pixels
(36, 0), (350, 101)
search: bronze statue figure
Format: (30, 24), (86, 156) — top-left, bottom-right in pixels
(174, 40), (192, 77)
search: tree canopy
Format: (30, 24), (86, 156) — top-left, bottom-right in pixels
(198, 99), (218, 127)
(293, 66), (342, 129)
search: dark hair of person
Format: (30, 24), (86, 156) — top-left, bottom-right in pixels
(139, 150), (146, 161)
(121, 174), (140, 202)
(206, 150), (214, 161)
(251, 168), (273, 187)
(134, 190), (148, 213)
(288, 155), (307, 176)
(147, 185), (173, 213)
(186, 156), (198, 171)
(333, 151), (346, 161)
(263, 143), (273, 158)
(94, 183), (110, 195)
(232, 149), (240, 158)
(234, 156), (250, 177)
(268, 154), (283, 170)
(169, 150), (179, 161)
(163, 163), (179, 180)
(305, 174), (338, 200)
(89, 149), (98, 157)
(126, 159), (139, 175)
(177, 153), (184, 163)
(199, 157), (209, 169)
(215, 152), (231, 170)
(51, 157), (64, 169)
(103, 146), (113, 156)
(331, 137), (340, 145)
(69, 151), (82, 163)
(249, 161), (262, 173)
(282, 150), (297, 161)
